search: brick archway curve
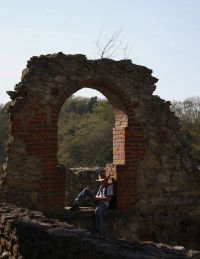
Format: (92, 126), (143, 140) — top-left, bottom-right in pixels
(2, 53), (158, 212)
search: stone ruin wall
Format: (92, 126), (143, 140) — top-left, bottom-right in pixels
(1, 203), (198, 259)
(0, 53), (200, 248)
(65, 168), (200, 250)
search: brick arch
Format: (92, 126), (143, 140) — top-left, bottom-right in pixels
(57, 78), (129, 127)
(1, 53), (159, 212)
(55, 79), (146, 209)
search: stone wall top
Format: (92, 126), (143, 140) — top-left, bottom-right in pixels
(0, 202), (197, 259)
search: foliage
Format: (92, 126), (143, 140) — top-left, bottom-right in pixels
(171, 96), (200, 158)
(57, 96), (114, 167)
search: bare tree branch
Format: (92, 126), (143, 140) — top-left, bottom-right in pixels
(95, 29), (130, 59)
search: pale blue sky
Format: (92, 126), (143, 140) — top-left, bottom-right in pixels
(0, 0), (200, 104)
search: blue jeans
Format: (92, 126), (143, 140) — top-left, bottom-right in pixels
(75, 188), (107, 231)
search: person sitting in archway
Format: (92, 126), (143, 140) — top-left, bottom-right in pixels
(70, 169), (113, 233)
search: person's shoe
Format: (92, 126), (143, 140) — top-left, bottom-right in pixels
(70, 202), (80, 211)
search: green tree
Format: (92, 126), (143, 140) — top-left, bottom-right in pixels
(58, 96), (114, 167)
(171, 96), (200, 158)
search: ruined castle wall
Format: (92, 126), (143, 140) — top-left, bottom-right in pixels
(0, 53), (160, 210)
(0, 202), (199, 257)
(0, 53), (200, 247)
(65, 168), (200, 250)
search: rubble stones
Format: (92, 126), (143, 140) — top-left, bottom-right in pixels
(0, 202), (199, 259)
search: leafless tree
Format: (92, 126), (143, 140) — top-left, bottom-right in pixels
(95, 29), (131, 59)
(171, 97), (200, 126)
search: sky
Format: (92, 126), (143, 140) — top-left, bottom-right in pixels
(0, 0), (200, 104)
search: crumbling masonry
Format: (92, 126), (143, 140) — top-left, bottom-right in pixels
(1, 53), (200, 247)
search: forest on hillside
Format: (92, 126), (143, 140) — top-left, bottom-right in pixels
(57, 96), (114, 167)
(0, 96), (200, 167)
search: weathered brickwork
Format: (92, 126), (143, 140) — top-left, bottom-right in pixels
(0, 53), (200, 247)
(0, 53), (160, 210)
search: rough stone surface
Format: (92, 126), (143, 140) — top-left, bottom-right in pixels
(0, 202), (199, 259)
(0, 53), (200, 250)
(64, 168), (200, 250)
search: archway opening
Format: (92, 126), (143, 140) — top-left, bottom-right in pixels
(57, 86), (129, 209)
(57, 89), (114, 167)
(2, 54), (150, 211)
